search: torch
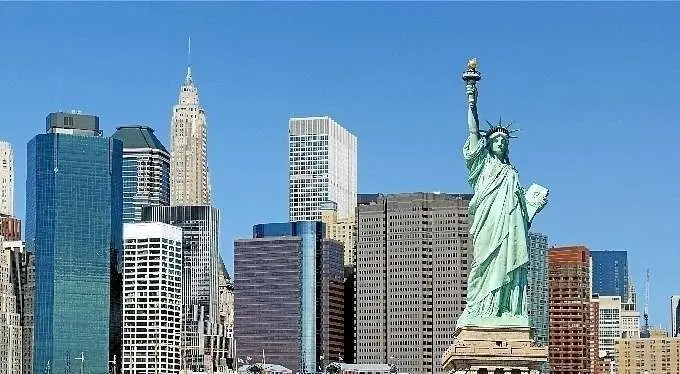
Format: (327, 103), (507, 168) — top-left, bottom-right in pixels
(462, 58), (481, 104)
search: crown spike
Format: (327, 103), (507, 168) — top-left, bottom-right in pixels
(482, 117), (520, 140)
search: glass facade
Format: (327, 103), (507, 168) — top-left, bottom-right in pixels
(252, 222), (321, 373)
(26, 132), (123, 374)
(238, 222), (334, 373)
(527, 232), (549, 347)
(591, 250), (628, 302)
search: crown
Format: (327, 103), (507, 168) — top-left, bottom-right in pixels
(481, 118), (519, 139)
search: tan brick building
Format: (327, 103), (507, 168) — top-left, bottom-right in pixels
(355, 192), (472, 374)
(616, 328), (680, 373)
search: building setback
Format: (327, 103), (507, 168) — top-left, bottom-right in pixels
(234, 222), (344, 373)
(288, 116), (357, 222)
(111, 126), (170, 223)
(548, 246), (597, 374)
(354, 192), (472, 374)
(122, 222), (183, 374)
(141, 205), (231, 373)
(27, 112), (123, 374)
(170, 66), (211, 206)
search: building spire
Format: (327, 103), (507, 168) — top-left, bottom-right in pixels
(185, 36), (193, 84)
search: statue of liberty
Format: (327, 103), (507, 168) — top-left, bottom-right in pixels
(456, 59), (549, 329)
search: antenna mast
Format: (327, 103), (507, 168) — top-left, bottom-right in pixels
(641, 269), (651, 338)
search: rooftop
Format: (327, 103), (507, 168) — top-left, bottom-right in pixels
(111, 125), (168, 152)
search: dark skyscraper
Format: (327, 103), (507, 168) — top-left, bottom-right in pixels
(27, 112), (123, 374)
(234, 221), (344, 373)
(111, 126), (170, 223)
(591, 250), (628, 302)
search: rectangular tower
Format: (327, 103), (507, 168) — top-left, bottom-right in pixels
(597, 295), (622, 357)
(591, 250), (628, 302)
(141, 205), (229, 373)
(548, 246), (596, 374)
(234, 222), (344, 373)
(288, 116), (357, 222)
(527, 232), (549, 347)
(27, 112), (123, 374)
(0, 140), (13, 216)
(112, 126), (170, 223)
(354, 192), (472, 374)
(122, 222), (183, 374)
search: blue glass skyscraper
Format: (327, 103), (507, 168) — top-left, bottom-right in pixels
(527, 232), (549, 347)
(591, 250), (628, 302)
(111, 126), (170, 223)
(26, 112), (123, 374)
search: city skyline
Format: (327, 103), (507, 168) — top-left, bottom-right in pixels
(1, 2), (679, 330)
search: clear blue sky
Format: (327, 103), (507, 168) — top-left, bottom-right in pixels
(1, 2), (678, 330)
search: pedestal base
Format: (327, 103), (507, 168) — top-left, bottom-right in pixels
(441, 326), (548, 374)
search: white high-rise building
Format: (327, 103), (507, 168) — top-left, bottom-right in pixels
(123, 222), (183, 374)
(598, 295), (622, 357)
(0, 140), (13, 216)
(288, 116), (357, 221)
(170, 66), (211, 206)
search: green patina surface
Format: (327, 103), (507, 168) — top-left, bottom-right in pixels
(456, 59), (548, 329)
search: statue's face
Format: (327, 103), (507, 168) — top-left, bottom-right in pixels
(489, 134), (508, 158)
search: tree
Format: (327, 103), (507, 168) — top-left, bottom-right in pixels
(248, 364), (263, 374)
(326, 362), (342, 374)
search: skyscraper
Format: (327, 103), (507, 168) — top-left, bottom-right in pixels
(27, 112), (123, 374)
(0, 237), (23, 374)
(548, 246), (597, 374)
(527, 232), (549, 347)
(234, 221), (344, 373)
(354, 192), (472, 374)
(288, 116), (357, 222)
(112, 126), (170, 223)
(591, 250), (628, 302)
(170, 66), (211, 206)
(0, 140), (13, 216)
(142, 205), (231, 373)
(123, 222), (183, 374)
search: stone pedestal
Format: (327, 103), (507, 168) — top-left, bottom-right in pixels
(441, 326), (548, 374)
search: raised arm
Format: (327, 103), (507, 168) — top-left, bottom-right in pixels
(467, 87), (481, 148)
(463, 58), (482, 148)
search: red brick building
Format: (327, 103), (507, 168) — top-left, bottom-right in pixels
(0, 214), (21, 240)
(548, 246), (599, 373)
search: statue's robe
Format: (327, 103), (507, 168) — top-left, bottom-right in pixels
(456, 135), (531, 328)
